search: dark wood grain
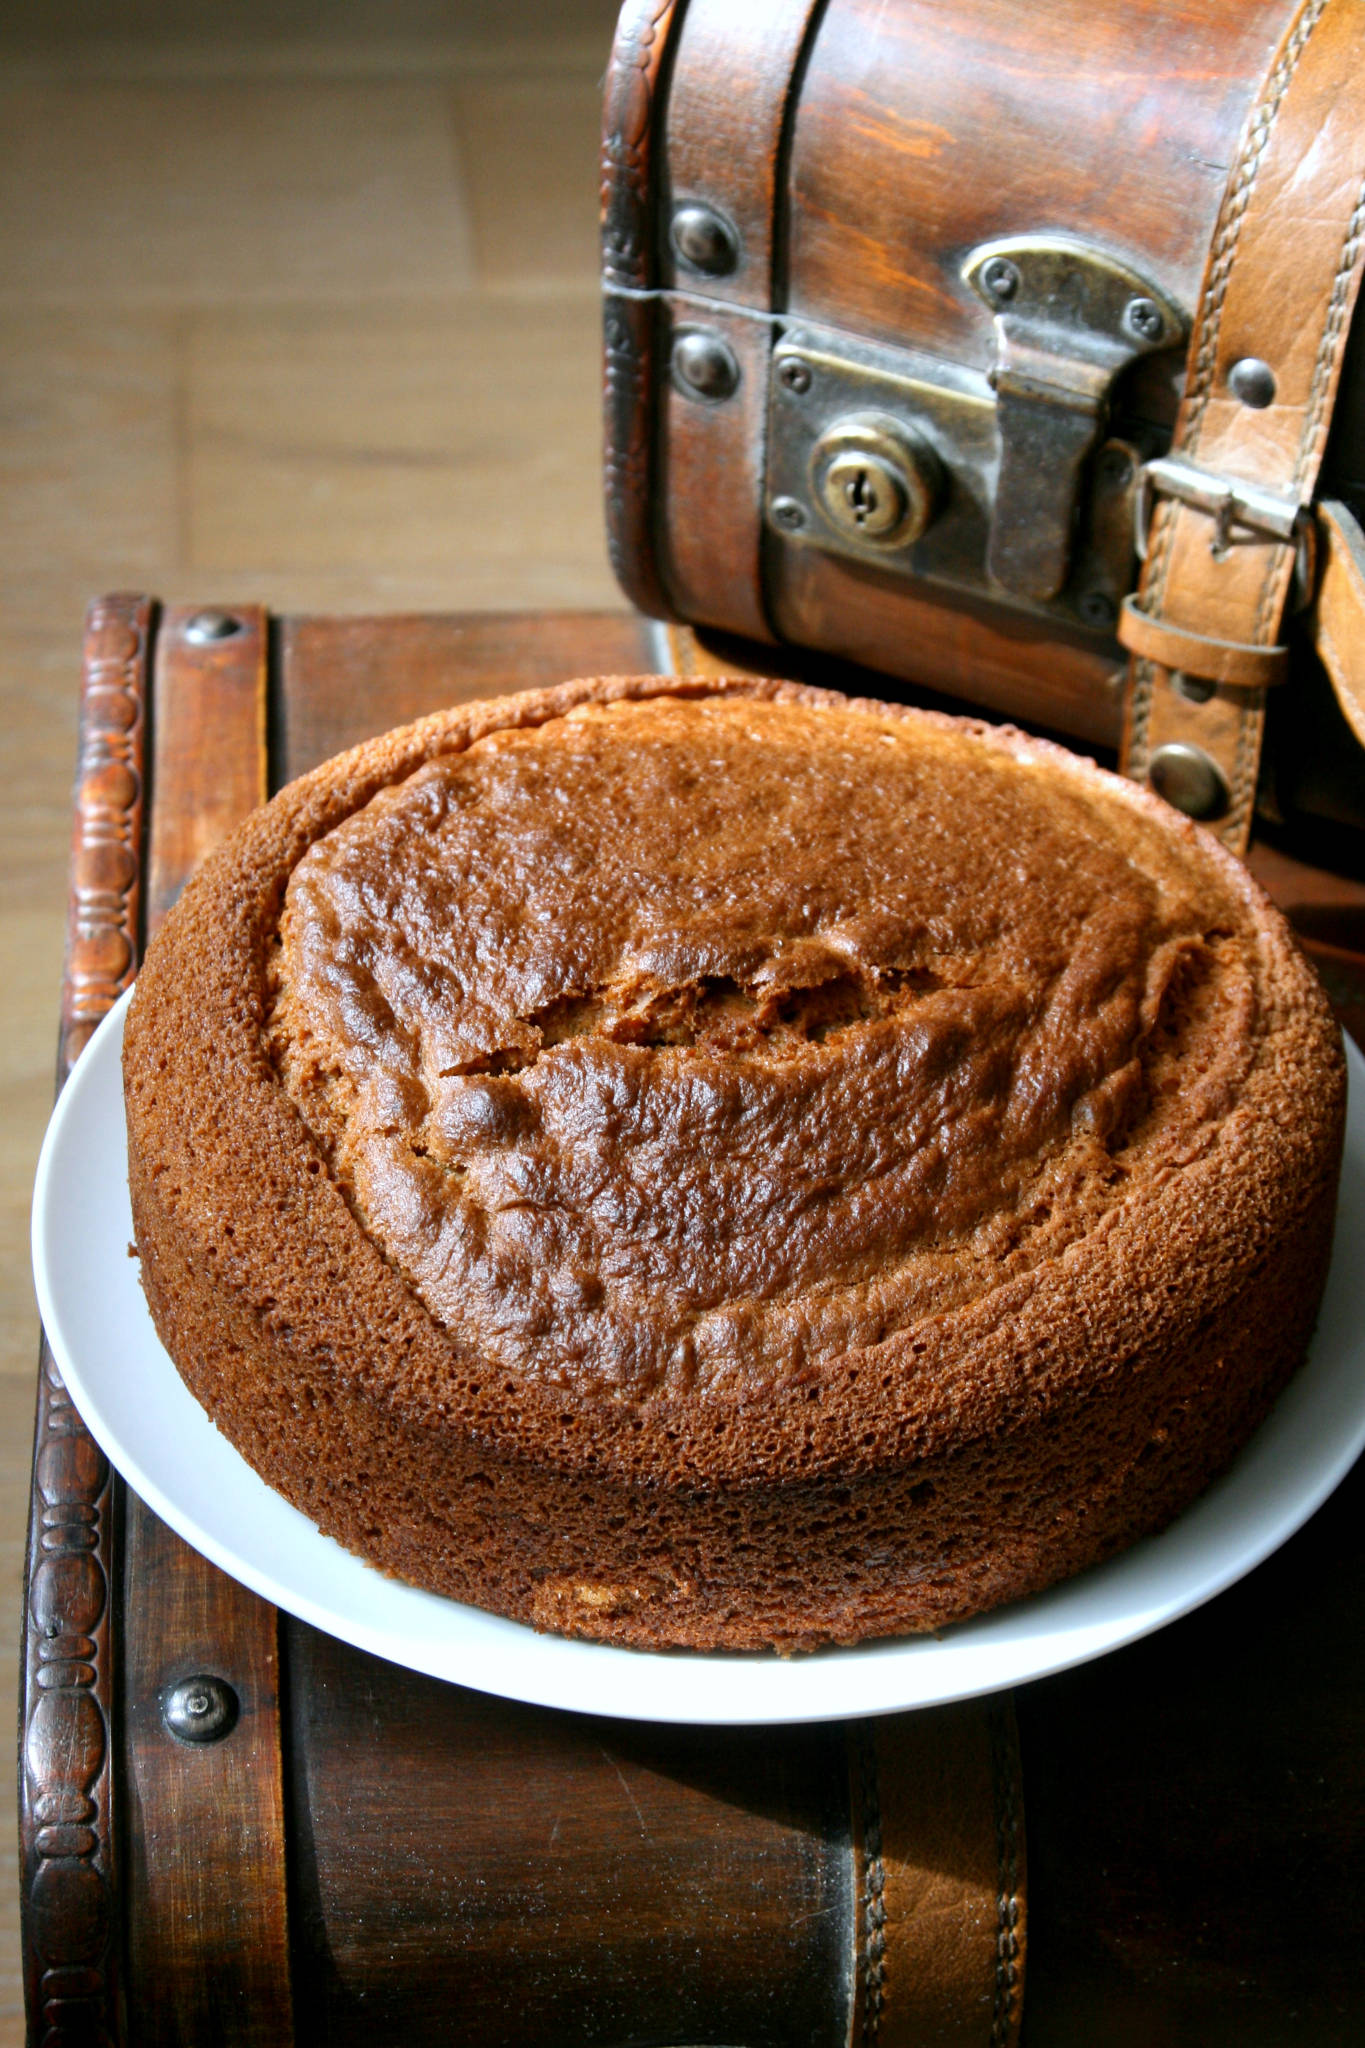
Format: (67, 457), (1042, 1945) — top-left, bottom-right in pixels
(767, 543), (1127, 748)
(286, 1628), (853, 2047)
(120, 601), (294, 2044)
(1018, 1450), (1365, 2046)
(1248, 836), (1365, 1045)
(277, 608), (661, 782)
(657, 300), (774, 639)
(786, 0), (1288, 366)
(661, 0), (825, 309)
(20, 593), (152, 2048)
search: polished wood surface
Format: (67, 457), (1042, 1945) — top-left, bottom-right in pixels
(277, 609), (659, 784)
(121, 605), (292, 2041)
(1019, 1454), (1365, 2045)
(786, 0), (1288, 363)
(287, 1629), (854, 2046)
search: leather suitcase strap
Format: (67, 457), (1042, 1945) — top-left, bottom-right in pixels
(1119, 0), (1365, 852)
(1313, 498), (1365, 748)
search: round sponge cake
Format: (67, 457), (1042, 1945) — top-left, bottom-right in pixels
(123, 677), (1346, 1651)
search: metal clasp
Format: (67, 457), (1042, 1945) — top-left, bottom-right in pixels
(1135, 454), (1315, 604)
(963, 236), (1186, 603)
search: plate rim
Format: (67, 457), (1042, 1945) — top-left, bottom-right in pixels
(30, 985), (1365, 1725)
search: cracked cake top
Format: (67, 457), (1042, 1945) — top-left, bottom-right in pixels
(265, 692), (1259, 1400)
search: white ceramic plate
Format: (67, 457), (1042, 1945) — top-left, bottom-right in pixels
(31, 987), (1365, 1725)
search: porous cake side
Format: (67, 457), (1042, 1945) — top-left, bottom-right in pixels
(123, 678), (1346, 1651)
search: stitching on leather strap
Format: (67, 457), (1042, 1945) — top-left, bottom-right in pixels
(1295, 167), (1365, 484)
(1122, 0), (1365, 847)
(856, 1723), (887, 2044)
(989, 1700), (1024, 2048)
(1191, 1), (1325, 404)
(1250, 168), (1365, 646)
(1182, 0), (1326, 452)
(1128, 0), (1324, 780)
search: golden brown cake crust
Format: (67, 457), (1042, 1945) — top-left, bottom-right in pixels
(123, 677), (1347, 1652)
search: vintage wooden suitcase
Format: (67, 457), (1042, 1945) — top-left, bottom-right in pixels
(603, 0), (1365, 851)
(19, 595), (1365, 2045)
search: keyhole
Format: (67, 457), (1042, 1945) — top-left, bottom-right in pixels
(843, 467), (878, 526)
(816, 443), (924, 543)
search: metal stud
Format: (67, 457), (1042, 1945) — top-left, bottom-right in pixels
(671, 203), (739, 277)
(778, 357), (812, 395)
(980, 256), (1021, 306)
(1124, 297), (1166, 344)
(671, 330), (740, 402)
(183, 610), (243, 645)
(1228, 357), (1276, 410)
(1097, 446), (1135, 490)
(771, 496), (807, 531)
(1077, 589), (1117, 629)
(162, 1673), (239, 1745)
(1148, 741), (1229, 821)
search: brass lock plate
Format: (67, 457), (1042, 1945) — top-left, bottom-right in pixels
(765, 324), (1143, 632)
(767, 329), (998, 602)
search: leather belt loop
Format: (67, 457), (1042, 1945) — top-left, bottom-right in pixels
(1117, 596), (1290, 691)
(1119, 0), (1365, 854)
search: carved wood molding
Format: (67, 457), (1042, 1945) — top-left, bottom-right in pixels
(600, 0), (682, 623)
(22, 592), (153, 2048)
(61, 595), (149, 1067)
(600, 0), (680, 291)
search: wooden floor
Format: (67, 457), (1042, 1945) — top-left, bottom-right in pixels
(0, 1), (622, 2026)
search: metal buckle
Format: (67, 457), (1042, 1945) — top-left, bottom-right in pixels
(1135, 454), (1316, 605)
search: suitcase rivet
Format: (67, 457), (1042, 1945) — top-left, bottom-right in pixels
(980, 256), (1021, 305)
(779, 358), (812, 395)
(671, 203), (739, 277)
(1098, 447), (1135, 490)
(672, 330), (740, 401)
(1227, 357), (1276, 409)
(1148, 741), (1229, 821)
(1077, 590), (1117, 629)
(162, 1673), (239, 1744)
(183, 610), (243, 645)
(772, 496), (807, 531)
(1124, 298), (1166, 344)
